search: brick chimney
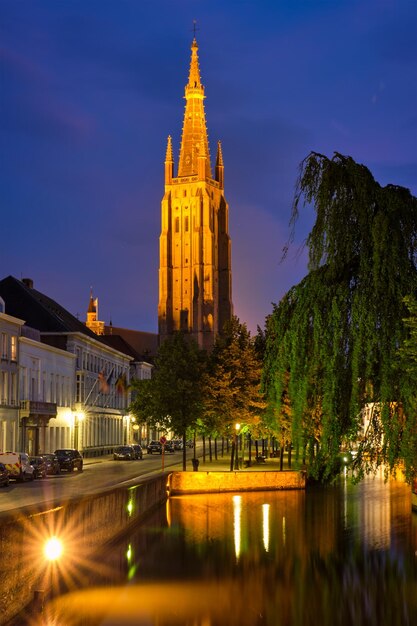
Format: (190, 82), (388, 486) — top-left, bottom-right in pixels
(22, 278), (33, 289)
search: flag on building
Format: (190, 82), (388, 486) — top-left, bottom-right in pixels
(116, 373), (128, 395)
(98, 370), (110, 394)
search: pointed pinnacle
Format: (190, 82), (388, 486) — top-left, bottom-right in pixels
(216, 141), (224, 167)
(165, 135), (174, 162)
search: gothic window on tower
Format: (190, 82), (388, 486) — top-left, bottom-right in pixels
(185, 216), (189, 231)
(175, 217), (179, 232)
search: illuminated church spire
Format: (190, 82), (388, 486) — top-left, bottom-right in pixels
(158, 37), (233, 350)
(178, 38), (211, 179)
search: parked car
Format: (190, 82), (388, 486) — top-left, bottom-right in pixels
(113, 445), (135, 461)
(131, 444), (143, 460)
(29, 456), (47, 479)
(54, 448), (83, 472)
(42, 453), (61, 475)
(172, 439), (183, 450)
(147, 441), (162, 454)
(0, 452), (35, 481)
(164, 440), (175, 453)
(0, 462), (10, 487)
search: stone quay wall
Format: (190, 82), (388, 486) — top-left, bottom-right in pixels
(168, 470), (306, 495)
(0, 473), (169, 626)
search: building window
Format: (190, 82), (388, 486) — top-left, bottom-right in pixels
(76, 373), (84, 403)
(20, 367), (27, 399)
(185, 216), (189, 231)
(1, 333), (7, 359)
(31, 377), (36, 401)
(11, 373), (17, 405)
(10, 335), (17, 361)
(0, 371), (6, 404)
(175, 217), (179, 233)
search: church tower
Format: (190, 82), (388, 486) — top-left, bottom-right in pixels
(86, 290), (105, 335)
(158, 37), (233, 350)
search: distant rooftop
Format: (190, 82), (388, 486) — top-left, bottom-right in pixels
(0, 276), (97, 338)
(104, 325), (158, 360)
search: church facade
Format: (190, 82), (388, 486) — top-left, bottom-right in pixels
(158, 38), (233, 351)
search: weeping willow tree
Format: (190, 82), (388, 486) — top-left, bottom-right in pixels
(263, 152), (417, 481)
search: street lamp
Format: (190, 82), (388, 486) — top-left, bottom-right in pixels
(234, 423), (241, 470)
(74, 412), (84, 450)
(123, 415), (130, 444)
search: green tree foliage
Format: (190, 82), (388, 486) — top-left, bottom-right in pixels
(396, 296), (417, 479)
(263, 152), (417, 481)
(129, 378), (158, 429)
(130, 332), (206, 470)
(203, 317), (266, 443)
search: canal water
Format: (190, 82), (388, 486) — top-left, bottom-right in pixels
(34, 471), (417, 626)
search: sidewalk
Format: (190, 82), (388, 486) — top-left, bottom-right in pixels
(186, 453), (297, 472)
(83, 452), (296, 472)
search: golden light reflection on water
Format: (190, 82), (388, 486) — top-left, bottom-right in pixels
(22, 478), (417, 626)
(232, 494), (241, 559)
(262, 503), (269, 552)
(37, 581), (266, 626)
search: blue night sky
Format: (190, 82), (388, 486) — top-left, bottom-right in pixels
(1, 0), (416, 334)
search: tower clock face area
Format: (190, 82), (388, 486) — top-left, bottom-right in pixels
(185, 154), (191, 165)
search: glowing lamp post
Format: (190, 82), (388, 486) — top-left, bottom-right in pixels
(74, 412), (84, 450)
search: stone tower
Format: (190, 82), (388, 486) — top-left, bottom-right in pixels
(158, 37), (233, 351)
(86, 290), (105, 335)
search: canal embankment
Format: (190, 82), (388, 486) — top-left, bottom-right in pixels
(169, 469), (305, 494)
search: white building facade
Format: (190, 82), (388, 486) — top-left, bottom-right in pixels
(0, 302), (24, 452)
(19, 327), (76, 455)
(43, 331), (133, 456)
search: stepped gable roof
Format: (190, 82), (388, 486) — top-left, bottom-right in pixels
(0, 275), (97, 338)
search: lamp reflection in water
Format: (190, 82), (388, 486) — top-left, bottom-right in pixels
(126, 542), (137, 580)
(233, 495), (242, 560)
(262, 503), (270, 552)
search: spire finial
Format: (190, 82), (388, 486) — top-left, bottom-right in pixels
(88, 287), (96, 313)
(165, 135), (173, 162)
(192, 19), (199, 40)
